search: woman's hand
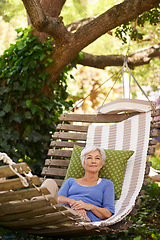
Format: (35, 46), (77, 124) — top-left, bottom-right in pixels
(70, 200), (112, 219)
(70, 200), (93, 211)
(73, 209), (88, 220)
(58, 197), (88, 220)
(58, 196), (112, 220)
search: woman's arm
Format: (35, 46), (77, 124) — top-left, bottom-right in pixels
(58, 196), (88, 220)
(90, 204), (112, 219)
(70, 200), (112, 219)
(58, 195), (75, 206)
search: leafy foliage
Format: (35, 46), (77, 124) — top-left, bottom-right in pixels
(104, 181), (160, 240)
(0, 27), (73, 174)
(0, 0), (26, 23)
(150, 152), (160, 170)
(115, 5), (160, 43)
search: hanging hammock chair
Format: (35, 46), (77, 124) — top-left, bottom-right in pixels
(0, 33), (160, 237)
(0, 97), (160, 238)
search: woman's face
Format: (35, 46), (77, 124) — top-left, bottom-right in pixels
(83, 149), (103, 173)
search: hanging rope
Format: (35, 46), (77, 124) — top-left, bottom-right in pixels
(125, 62), (151, 103)
(0, 152), (29, 187)
(97, 64), (125, 113)
(66, 65), (126, 112)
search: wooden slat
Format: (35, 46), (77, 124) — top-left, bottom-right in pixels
(152, 108), (160, 117)
(50, 141), (85, 148)
(44, 159), (70, 167)
(20, 224), (86, 237)
(0, 175), (41, 191)
(0, 209), (77, 228)
(147, 146), (155, 155)
(59, 109), (160, 123)
(0, 198), (60, 216)
(0, 163), (31, 178)
(35, 216), (81, 229)
(150, 129), (159, 138)
(149, 138), (158, 146)
(41, 167), (67, 177)
(151, 122), (160, 128)
(48, 149), (72, 158)
(39, 178), (64, 188)
(1, 204), (65, 222)
(53, 132), (87, 141)
(56, 124), (88, 132)
(59, 113), (140, 123)
(54, 128), (158, 141)
(0, 187), (49, 203)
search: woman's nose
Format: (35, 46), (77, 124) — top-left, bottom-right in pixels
(91, 158), (96, 162)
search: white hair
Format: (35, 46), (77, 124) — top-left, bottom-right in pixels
(80, 146), (106, 165)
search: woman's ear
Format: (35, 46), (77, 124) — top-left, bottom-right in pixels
(81, 160), (85, 169)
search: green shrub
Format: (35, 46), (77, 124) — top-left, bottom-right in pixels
(105, 180), (160, 240)
(150, 152), (160, 170)
(0, 27), (73, 175)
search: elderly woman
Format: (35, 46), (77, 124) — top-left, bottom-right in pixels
(58, 146), (115, 222)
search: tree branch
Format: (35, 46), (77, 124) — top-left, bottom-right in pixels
(39, 0), (66, 18)
(74, 0), (160, 51)
(21, 0), (70, 43)
(129, 43), (160, 67)
(77, 44), (160, 69)
(67, 16), (98, 32)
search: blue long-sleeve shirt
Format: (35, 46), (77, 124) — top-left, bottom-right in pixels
(58, 178), (115, 222)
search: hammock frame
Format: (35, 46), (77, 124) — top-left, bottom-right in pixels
(0, 99), (160, 238)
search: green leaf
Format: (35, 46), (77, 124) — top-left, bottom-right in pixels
(39, 53), (46, 61)
(3, 103), (12, 113)
(16, 40), (24, 50)
(78, 51), (84, 60)
(24, 111), (32, 119)
(24, 125), (31, 135)
(38, 111), (44, 121)
(30, 104), (41, 115)
(133, 236), (141, 240)
(32, 131), (42, 142)
(44, 62), (49, 67)
(44, 102), (53, 111)
(10, 131), (20, 141)
(0, 111), (6, 117)
(10, 112), (22, 123)
(33, 45), (41, 51)
(39, 72), (49, 81)
(15, 28), (23, 34)
(151, 233), (158, 240)
(47, 58), (54, 63)
(26, 100), (32, 108)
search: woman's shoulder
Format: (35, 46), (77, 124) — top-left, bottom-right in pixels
(101, 178), (114, 186)
(64, 177), (75, 183)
